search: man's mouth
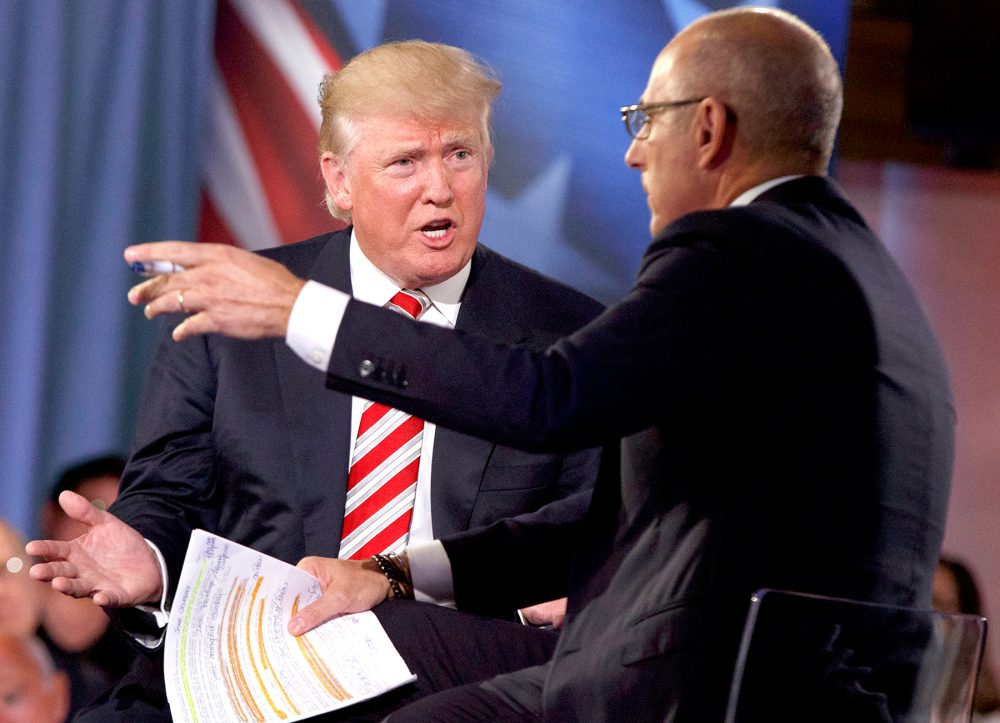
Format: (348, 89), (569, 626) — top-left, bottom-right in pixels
(421, 220), (453, 239)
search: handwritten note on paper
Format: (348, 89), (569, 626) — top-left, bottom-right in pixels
(164, 530), (416, 723)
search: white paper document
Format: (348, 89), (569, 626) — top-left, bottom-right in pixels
(165, 529), (416, 722)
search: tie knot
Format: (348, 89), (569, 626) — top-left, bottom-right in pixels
(388, 289), (431, 320)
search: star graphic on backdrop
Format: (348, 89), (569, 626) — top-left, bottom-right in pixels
(482, 156), (626, 302)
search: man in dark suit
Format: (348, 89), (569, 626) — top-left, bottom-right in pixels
(111, 229), (600, 605)
(27, 41), (600, 720)
(42, 8), (954, 721)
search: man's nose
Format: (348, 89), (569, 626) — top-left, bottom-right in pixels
(624, 138), (643, 170)
(422, 160), (454, 205)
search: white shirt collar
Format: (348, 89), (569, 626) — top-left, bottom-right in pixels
(349, 228), (470, 327)
(729, 175), (805, 207)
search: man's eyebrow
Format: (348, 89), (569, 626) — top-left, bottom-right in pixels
(381, 141), (428, 158)
(442, 132), (481, 148)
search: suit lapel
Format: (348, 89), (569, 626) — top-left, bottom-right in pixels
(452, 247), (531, 344)
(274, 230), (354, 558)
(429, 247), (533, 537)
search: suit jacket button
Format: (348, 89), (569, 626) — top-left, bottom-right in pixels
(359, 359), (375, 377)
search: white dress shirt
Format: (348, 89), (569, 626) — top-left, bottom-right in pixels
(729, 174), (803, 207)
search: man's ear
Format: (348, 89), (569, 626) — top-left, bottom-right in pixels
(320, 153), (352, 212)
(694, 97), (735, 170)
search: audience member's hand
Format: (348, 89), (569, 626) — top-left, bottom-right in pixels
(124, 241), (307, 342)
(287, 557), (390, 637)
(520, 597), (568, 629)
(26, 491), (162, 608)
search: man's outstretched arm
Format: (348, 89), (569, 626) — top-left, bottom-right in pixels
(27, 490), (163, 608)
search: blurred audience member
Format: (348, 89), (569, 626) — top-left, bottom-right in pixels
(0, 522), (46, 639)
(0, 456), (134, 716)
(934, 555), (1000, 721)
(0, 632), (70, 723)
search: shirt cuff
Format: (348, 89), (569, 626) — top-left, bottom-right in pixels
(407, 540), (455, 606)
(286, 280), (352, 371)
(119, 540), (171, 650)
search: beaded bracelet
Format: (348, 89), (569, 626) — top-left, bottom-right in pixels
(371, 552), (414, 600)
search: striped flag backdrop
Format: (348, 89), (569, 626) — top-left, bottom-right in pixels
(199, 0), (345, 250)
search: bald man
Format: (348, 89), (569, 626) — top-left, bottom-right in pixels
(0, 633), (70, 723)
(40, 8), (952, 721)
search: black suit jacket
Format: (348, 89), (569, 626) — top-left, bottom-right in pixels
(325, 178), (955, 721)
(111, 228), (603, 604)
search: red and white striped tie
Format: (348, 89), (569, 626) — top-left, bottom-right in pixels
(340, 289), (431, 560)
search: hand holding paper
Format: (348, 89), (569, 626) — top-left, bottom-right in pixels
(165, 530), (414, 723)
(288, 556), (390, 636)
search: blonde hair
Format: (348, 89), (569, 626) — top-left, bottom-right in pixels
(318, 41), (501, 221)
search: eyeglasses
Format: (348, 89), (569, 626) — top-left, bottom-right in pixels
(620, 98), (706, 140)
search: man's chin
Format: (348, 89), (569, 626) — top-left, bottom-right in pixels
(410, 251), (474, 288)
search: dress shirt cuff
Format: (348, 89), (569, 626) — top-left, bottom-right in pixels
(407, 540), (455, 606)
(118, 539), (171, 650)
(286, 280), (351, 371)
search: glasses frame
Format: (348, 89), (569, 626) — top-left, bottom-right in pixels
(620, 98), (707, 140)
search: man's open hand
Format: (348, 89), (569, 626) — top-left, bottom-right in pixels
(27, 491), (163, 608)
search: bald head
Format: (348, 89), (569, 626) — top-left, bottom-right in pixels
(667, 8), (842, 171)
(625, 9), (844, 235)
